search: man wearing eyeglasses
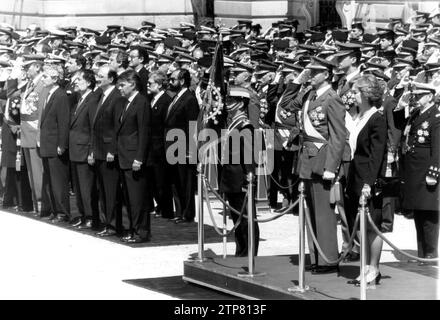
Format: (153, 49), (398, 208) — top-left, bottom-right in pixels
(128, 46), (149, 96)
(164, 69), (199, 224)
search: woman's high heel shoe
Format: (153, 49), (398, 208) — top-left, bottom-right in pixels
(347, 266), (370, 285)
(354, 272), (382, 287)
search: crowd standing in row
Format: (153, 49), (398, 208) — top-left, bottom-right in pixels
(0, 9), (439, 285)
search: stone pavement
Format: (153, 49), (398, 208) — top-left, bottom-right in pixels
(0, 197), (438, 299)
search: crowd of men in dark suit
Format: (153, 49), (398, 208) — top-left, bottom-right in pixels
(0, 8), (439, 258)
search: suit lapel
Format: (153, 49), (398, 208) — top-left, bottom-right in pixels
(166, 89), (187, 120)
(71, 92), (92, 126)
(119, 95), (137, 128)
(41, 88), (58, 125)
(93, 88), (115, 126)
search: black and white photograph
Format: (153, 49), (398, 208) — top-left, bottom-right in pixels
(0, 0), (439, 303)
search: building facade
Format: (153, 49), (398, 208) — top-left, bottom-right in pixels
(0, 0), (439, 31)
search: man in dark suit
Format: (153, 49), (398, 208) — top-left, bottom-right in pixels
(69, 69), (100, 229)
(290, 57), (348, 274)
(164, 68), (200, 224)
(89, 65), (124, 237)
(146, 71), (173, 219)
(128, 46), (149, 95)
(39, 65), (71, 223)
(65, 54), (86, 111)
(115, 70), (151, 243)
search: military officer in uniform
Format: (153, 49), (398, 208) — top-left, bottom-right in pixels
(394, 82), (440, 262)
(219, 86), (259, 257)
(289, 57), (347, 274)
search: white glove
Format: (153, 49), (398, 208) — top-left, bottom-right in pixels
(106, 152), (114, 162)
(132, 159), (142, 171)
(322, 170), (335, 181)
(87, 153), (95, 166)
(426, 176), (437, 186)
(361, 184), (371, 199)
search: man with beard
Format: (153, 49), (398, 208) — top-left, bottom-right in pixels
(146, 71), (173, 219)
(164, 68), (199, 224)
(90, 65), (124, 236)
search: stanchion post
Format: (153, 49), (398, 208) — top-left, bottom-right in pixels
(288, 180), (309, 293)
(197, 163), (206, 262)
(359, 195), (367, 300)
(238, 172), (265, 278)
(222, 192), (227, 259)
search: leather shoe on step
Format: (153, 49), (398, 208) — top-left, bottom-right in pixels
(69, 217), (83, 227)
(77, 219), (92, 229)
(305, 264), (317, 272)
(175, 218), (193, 224)
(96, 228), (117, 237)
(50, 215), (69, 223)
(311, 265), (339, 274)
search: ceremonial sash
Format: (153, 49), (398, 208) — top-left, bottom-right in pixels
(303, 99), (326, 149)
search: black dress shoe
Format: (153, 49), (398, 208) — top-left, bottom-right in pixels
(77, 219), (93, 229)
(305, 264), (317, 272)
(96, 228), (117, 237)
(120, 234), (135, 242)
(170, 217), (183, 221)
(311, 265), (339, 274)
(175, 218), (194, 224)
(69, 217), (83, 227)
(122, 235), (149, 243)
(50, 215), (69, 223)
(42, 213), (56, 220)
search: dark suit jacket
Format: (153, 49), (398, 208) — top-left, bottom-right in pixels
(116, 92), (151, 170)
(65, 80), (80, 111)
(40, 87), (70, 157)
(91, 87), (123, 160)
(137, 67), (149, 96)
(291, 86), (348, 178)
(164, 89), (199, 162)
(146, 91), (172, 166)
(347, 112), (387, 197)
(69, 90), (100, 162)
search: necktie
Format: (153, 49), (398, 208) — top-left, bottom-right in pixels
(75, 96), (85, 115)
(338, 76), (347, 95)
(308, 90), (317, 103)
(26, 81), (34, 95)
(166, 93), (180, 118)
(119, 100), (130, 123)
